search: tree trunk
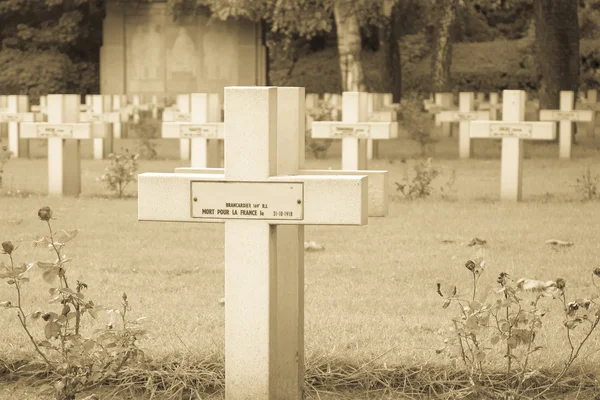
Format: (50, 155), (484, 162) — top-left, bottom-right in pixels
(430, 0), (458, 93)
(380, 0), (402, 102)
(533, 0), (580, 110)
(333, 0), (366, 91)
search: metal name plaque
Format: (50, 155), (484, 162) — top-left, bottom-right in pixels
(180, 125), (218, 138)
(0, 114), (22, 122)
(490, 124), (532, 138)
(37, 125), (74, 139)
(331, 125), (371, 138)
(191, 181), (304, 220)
(549, 111), (579, 121)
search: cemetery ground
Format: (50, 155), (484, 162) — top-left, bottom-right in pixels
(1, 136), (600, 399)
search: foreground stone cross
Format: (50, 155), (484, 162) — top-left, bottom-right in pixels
(162, 93), (223, 168)
(138, 87), (369, 400)
(312, 91), (398, 170)
(20, 94), (109, 196)
(175, 88), (389, 217)
(79, 95), (118, 159)
(0, 95), (34, 158)
(436, 92), (491, 159)
(539, 91), (593, 159)
(470, 90), (556, 202)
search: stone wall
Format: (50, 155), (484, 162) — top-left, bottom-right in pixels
(100, 1), (267, 96)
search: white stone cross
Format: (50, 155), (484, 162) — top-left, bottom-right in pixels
(476, 92), (501, 120)
(312, 91), (398, 170)
(470, 90), (556, 201)
(138, 86), (370, 400)
(175, 88), (389, 217)
(577, 89), (599, 138)
(31, 96), (48, 121)
(427, 92), (454, 137)
(366, 93), (398, 160)
(126, 94), (159, 123)
(109, 95), (129, 139)
(162, 94), (193, 160)
(323, 92), (342, 120)
(79, 95), (118, 160)
(539, 91), (593, 159)
(162, 93), (223, 168)
(79, 95), (93, 113)
(0, 95), (35, 158)
(436, 92), (491, 159)
(20, 94), (109, 196)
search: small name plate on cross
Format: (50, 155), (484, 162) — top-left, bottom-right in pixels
(332, 124), (371, 138)
(540, 110), (592, 121)
(180, 124), (220, 138)
(191, 181), (304, 220)
(489, 123), (533, 138)
(37, 125), (74, 139)
(0, 113), (34, 123)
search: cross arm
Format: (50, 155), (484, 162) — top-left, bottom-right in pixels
(469, 121), (556, 140)
(174, 167), (389, 217)
(162, 122), (225, 139)
(138, 173), (368, 225)
(312, 121), (398, 139)
(162, 109), (191, 122)
(0, 112), (35, 122)
(436, 110), (490, 122)
(539, 109), (594, 122)
(80, 112), (122, 123)
(20, 122), (109, 139)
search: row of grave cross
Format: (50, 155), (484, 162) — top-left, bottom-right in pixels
(2, 88), (598, 202)
(0, 86), (589, 400)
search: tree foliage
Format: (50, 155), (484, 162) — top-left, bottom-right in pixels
(0, 0), (103, 97)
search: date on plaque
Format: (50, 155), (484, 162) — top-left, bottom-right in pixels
(191, 181), (304, 220)
(180, 125), (218, 138)
(37, 125), (74, 138)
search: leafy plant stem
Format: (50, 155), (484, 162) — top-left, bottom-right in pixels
(505, 292), (512, 396)
(516, 295), (541, 395)
(9, 253), (52, 366)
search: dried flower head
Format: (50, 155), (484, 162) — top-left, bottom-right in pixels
(1, 241), (14, 255)
(556, 278), (566, 290)
(465, 260), (476, 272)
(497, 272), (509, 286)
(594, 267), (600, 278)
(38, 206), (52, 221)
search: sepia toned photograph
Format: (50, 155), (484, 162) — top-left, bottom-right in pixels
(0, 0), (599, 399)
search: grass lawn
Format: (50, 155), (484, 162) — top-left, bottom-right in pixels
(1, 132), (600, 398)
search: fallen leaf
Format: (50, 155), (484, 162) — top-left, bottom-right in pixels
(545, 239), (574, 247)
(467, 238), (487, 247)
